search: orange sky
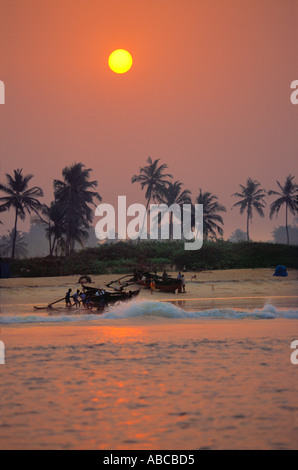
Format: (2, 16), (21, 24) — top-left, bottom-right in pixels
(0, 0), (297, 241)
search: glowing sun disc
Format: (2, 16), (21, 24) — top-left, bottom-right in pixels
(108, 49), (133, 74)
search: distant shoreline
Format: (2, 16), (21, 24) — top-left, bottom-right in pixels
(2, 240), (297, 278)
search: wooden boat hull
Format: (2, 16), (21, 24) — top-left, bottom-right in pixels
(83, 286), (140, 305)
(138, 279), (181, 293)
(131, 270), (182, 293)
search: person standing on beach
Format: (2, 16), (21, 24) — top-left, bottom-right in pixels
(150, 279), (155, 295)
(65, 289), (72, 307)
(181, 275), (186, 293)
(177, 272), (182, 293)
(72, 289), (81, 308)
(80, 292), (87, 309)
(99, 289), (106, 309)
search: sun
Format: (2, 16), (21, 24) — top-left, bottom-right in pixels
(108, 49), (133, 74)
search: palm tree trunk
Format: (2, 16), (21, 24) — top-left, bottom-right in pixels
(285, 203), (289, 244)
(65, 188), (71, 256)
(169, 211), (173, 241)
(138, 194), (151, 244)
(12, 208), (18, 259)
(65, 213), (70, 256)
(48, 220), (52, 256)
(50, 234), (56, 257)
(246, 210), (250, 242)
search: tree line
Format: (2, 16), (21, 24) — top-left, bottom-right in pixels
(0, 163), (101, 259)
(131, 157), (297, 244)
(0, 158), (297, 259)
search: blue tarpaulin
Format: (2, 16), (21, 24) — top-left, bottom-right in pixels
(0, 260), (11, 278)
(273, 265), (288, 277)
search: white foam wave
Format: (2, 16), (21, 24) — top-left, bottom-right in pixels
(101, 301), (298, 320)
(0, 301), (297, 324)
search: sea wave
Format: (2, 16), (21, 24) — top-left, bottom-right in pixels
(100, 301), (298, 320)
(0, 301), (297, 324)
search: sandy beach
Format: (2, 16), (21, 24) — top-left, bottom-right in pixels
(1, 268), (298, 312)
(0, 269), (298, 449)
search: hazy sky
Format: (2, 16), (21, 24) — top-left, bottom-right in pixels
(1, 0), (297, 241)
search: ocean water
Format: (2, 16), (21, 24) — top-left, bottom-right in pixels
(0, 275), (298, 449)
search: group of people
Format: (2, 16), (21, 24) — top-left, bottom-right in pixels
(65, 288), (88, 309)
(65, 288), (106, 309)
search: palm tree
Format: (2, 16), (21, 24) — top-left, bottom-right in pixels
(0, 230), (28, 258)
(155, 181), (192, 240)
(32, 201), (65, 256)
(194, 189), (226, 240)
(0, 169), (44, 258)
(131, 157), (172, 239)
(268, 175), (298, 244)
(231, 178), (266, 241)
(54, 163), (101, 255)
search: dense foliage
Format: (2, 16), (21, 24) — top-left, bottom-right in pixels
(8, 240), (298, 277)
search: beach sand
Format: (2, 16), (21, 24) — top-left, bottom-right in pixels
(0, 269), (297, 449)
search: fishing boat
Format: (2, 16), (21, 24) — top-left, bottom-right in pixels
(34, 277), (140, 312)
(131, 270), (182, 293)
(82, 285), (140, 306)
(97, 271), (182, 294)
